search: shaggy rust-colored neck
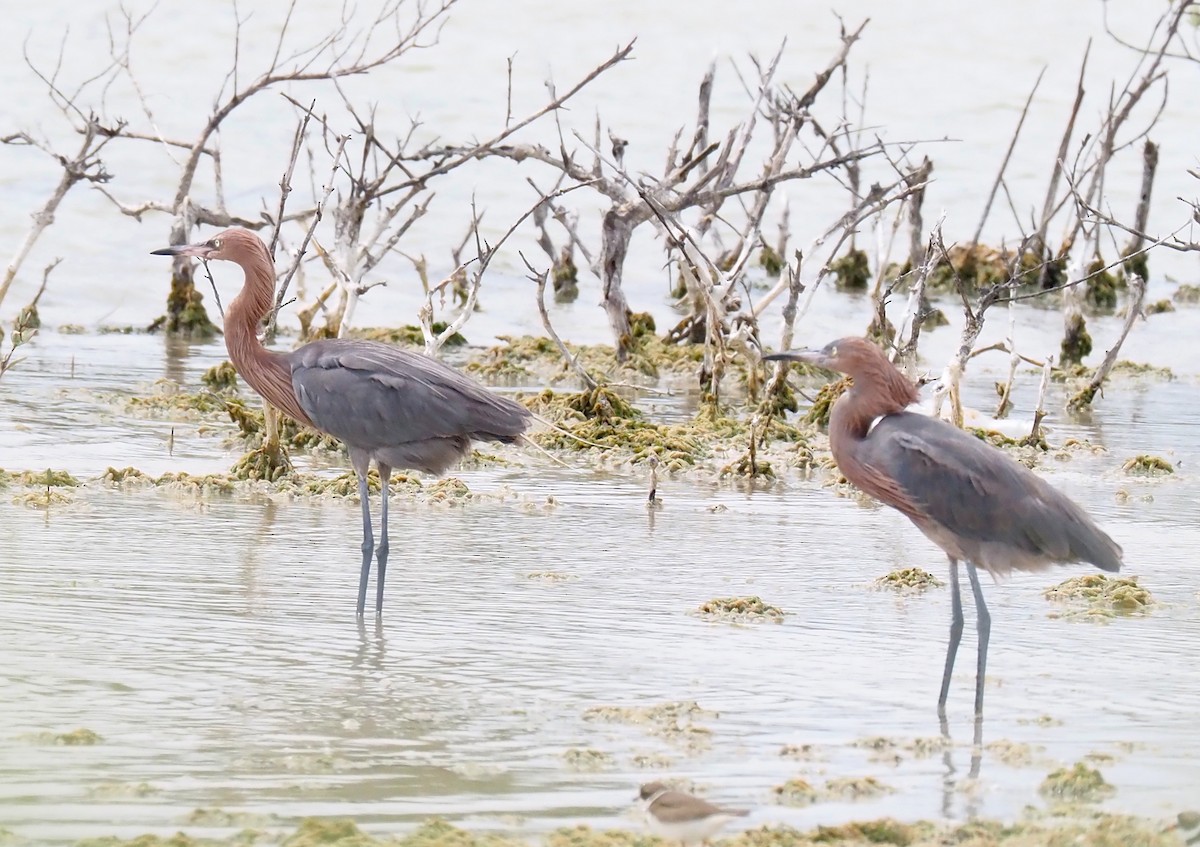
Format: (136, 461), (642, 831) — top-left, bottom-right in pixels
(828, 346), (924, 519)
(223, 246), (313, 427)
(828, 348), (919, 453)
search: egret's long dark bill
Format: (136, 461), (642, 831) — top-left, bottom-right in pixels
(762, 349), (820, 364)
(150, 243), (207, 258)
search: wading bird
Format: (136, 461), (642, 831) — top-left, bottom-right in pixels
(152, 228), (531, 617)
(764, 338), (1123, 715)
(637, 782), (749, 846)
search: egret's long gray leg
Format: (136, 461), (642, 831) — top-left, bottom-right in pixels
(938, 557), (964, 715)
(356, 469), (374, 617)
(374, 465), (391, 616)
(965, 562), (991, 715)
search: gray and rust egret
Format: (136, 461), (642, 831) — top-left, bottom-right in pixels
(152, 228), (531, 617)
(765, 337), (1123, 715)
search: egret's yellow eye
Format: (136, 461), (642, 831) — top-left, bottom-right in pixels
(829, 345), (838, 358)
(212, 239), (222, 249)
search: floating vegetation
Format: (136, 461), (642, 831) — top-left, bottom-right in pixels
(807, 818), (928, 845)
(13, 468), (79, 488)
(1144, 298), (1175, 315)
(469, 332), (705, 383)
(128, 380), (227, 417)
(773, 777), (820, 807)
(22, 728), (103, 746)
(986, 739), (1039, 767)
(804, 376), (851, 428)
(40, 809), (1191, 847)
(352, 322), (467, 348)
(851, 735), (947, 761)
(779, 743), (822, 761)
(1111, 360), (1174, 379)
(1044, 574), (1155, 619)
(223, 398), (344, 453)
(630, 752), (674, 770)
(583, 701), (716, 751)
(773, 774), (894, 807)
(692, 596), (785, 623)
(184, 807), (278, 828)
(562, 748), (614, 772)
(427, 477), (471, 502)
(852, 736), (897, 754)
(153, 472), (237, 495)
(279, 470), (423, 500)
(872, 568), (943, 592)
(823, 776), (894, 801)
(544, 826), (645, 847)
(1121, 454), (1174, 475)
(467, 335), (558, 379)
(1038, 761), (1116, 803)
(1018, 714), (1064, 728)
(525, 571), (577, 583)
(102, 467), (154, 486)
(200, 361), (239, 391)
(13, 489), (73, 509)
(85, 782), (158, 799)
(1173, 283), (1200, 304)
(719, 453), (775, 480)
(969, 427), (1049, 453)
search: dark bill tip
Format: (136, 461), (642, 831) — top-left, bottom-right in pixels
(150, 246), (182, 256)
(762, 350), (815, 363)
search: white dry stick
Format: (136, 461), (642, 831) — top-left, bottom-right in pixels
(267, 133), (349, 340)
(1069, 273), (1147, 409)
(892, 214), (946, 363)
(1031, 353), (1054, 442)
(995, 302), (1019, 418)
(930, 357), (965, 428)
(527, 258), (598, 390)
(0, 210), (56, 312)
(870, 198), (908, 299)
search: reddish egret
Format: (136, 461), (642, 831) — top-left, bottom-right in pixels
(637, 782), (749, 845)
(152, 228), (531, 617)
(765, 337), (1123, 715)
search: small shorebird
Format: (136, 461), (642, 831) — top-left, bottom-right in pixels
(637, 782), (749, 845)
(1168, 811), (1200, 845)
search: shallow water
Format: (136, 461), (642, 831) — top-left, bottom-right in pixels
(2, 1), (1200, 843)
(1, 319), (1199, 844)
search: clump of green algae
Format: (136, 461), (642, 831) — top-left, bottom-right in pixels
(872, 568), (943, 592)
(773, 778), (820, 807)
(19, 728), (103, 746)
(1121, 454), (1174, 475)
(561, 748), (613, 772)
(50, 809), (1190, 847)
(1044, 574), (1154, 617)
(583, 701), (715, 751)
(1038, 761), (1116, 803)
(693, 596), (785, 623)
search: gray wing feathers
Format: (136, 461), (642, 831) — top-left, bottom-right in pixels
(289, 340), (530, 451)
(864, 413), (1122, 572)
